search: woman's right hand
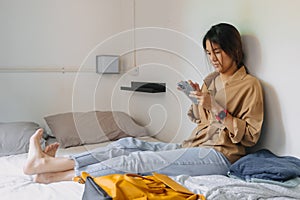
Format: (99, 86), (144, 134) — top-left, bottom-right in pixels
(188, 80), (214, 110)
(187, 80), (201, 92)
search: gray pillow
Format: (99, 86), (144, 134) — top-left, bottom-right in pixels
(44, 111), (148, 148)
(0, 122), (41, 156)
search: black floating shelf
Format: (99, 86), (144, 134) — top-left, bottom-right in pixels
(120, 81), (166, 93)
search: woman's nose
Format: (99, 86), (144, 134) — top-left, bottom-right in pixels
(210, 53), (217, 61)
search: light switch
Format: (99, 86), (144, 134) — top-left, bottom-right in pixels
(96, 55), (119, 74)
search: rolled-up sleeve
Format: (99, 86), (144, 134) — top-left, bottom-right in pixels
(229, 117), (246, 143)
(226, 79), (264, 146)
(187, 104), (201, 124)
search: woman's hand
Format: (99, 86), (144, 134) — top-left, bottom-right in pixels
(189, 90), (212, 110)
(187, 80), (200, 91)
(188, 82), (222, 113)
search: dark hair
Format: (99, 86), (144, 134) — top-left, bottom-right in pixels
(202, 23), (244, 68)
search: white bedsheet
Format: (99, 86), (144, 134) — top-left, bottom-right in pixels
(0, 136), (158, 200)
(1, 137), (300, 200)
(0, 147), (82, 200)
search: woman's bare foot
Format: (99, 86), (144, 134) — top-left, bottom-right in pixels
(34, 170), (75, 184)
(23, 129), (50, 175)
(23, 129), (75, 181)
(44, 142), (59, 157)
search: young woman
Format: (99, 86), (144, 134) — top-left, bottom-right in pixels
(23, 23), (264, 184)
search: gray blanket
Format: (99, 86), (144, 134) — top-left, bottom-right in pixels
(173, 175), (300, 200)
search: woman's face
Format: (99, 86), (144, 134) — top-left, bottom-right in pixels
(205, 40), (237, 74)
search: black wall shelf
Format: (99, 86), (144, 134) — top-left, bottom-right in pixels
(120, 81), (166, 93)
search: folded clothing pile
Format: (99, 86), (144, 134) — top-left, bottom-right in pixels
(228, 149), (300, 187)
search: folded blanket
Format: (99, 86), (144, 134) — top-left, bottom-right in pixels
(228, 149), (300, 181)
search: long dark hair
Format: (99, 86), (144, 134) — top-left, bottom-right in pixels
(202, 23), (245, 69)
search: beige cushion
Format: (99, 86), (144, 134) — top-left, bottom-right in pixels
(44, 111), (148, 148)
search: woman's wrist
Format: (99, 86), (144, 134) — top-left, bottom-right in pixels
(215, 109), (228, 122)
(211, 100), (228, 122)
(211, 102), (223, 115)
(192, 103), (200, 119)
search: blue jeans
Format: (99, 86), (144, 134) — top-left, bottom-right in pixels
(71, 137), (231, 177)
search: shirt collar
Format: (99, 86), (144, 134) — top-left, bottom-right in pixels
(229, 66), (247, 83)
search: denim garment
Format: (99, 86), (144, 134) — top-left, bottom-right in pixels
(71, 137), (230, 177)
(229, 149), (300, 181)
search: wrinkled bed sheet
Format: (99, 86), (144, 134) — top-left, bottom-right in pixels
(1, 137), (300, 200)
(172, 175), (300, 200)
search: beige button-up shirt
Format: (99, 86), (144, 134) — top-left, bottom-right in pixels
(182, 67), (264, 163)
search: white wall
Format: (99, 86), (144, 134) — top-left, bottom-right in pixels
(0, 0), (299, 158)
(131, 0), (300, 157)
(0, 0), (134, 122)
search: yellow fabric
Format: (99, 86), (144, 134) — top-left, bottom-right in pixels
(74, 172), (205, 200)
(182, 67), (264, 163)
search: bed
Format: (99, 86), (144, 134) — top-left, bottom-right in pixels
(1, 111), (300, 200)
(1, 137), (300, 200)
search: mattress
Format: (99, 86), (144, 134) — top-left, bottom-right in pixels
(1, 137), (300, 200)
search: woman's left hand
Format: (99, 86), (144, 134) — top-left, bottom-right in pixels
(189, 91), (211, 109)
(189, 91), (221, 113)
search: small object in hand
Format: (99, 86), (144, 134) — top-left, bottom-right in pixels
(177, 81), (198, 104)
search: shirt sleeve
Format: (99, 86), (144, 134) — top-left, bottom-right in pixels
(187, 104), (201, 124)
(226, 79), (264, 146)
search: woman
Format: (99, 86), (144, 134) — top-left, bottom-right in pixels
(23, 23), (264, 184)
